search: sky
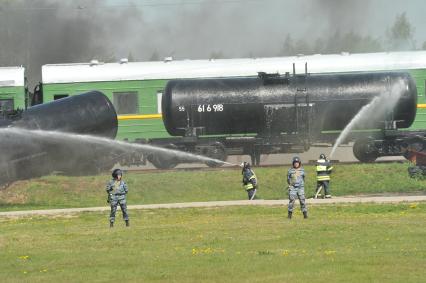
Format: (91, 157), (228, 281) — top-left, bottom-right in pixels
(1, 0), (426, 85)
(106, 0), (426, 60)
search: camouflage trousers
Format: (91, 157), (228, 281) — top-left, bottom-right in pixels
(110, 195), (129, 223)
(288, 186), (307, 213)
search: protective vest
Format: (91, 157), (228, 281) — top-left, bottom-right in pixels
(242, 169), (257, 191)
(316, 159), (333, 181)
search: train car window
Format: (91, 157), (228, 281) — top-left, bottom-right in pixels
(157, 91), (162, 113)
(113, 91), (138, 114)
(0, 99), (14, 112)
(0, 80), (15, 87)
(54, 94), (69, 100)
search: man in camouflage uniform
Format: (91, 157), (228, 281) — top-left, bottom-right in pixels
(287, 156), (308, 219)
(106, 168), (129, 227)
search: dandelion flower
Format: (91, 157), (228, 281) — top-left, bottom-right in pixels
(324, 250), (336, 255)
(409, 203), (418, 209)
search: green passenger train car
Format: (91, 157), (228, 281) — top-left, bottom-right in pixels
(40, 52), (426, 144)
(0, 67), (26, 112)
(39, 78), (168, 140)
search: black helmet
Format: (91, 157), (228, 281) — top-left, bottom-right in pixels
(240, 161), (251, 169)
(241, 162), (251, 174)
(292, 156), (301, 166)
(112, 168), (123, 179)
(319, 153), (326, 160)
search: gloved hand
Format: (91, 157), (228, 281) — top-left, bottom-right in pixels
(107, 194), (112, 203)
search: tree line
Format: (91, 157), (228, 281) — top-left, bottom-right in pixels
(210, 13), (425, 59)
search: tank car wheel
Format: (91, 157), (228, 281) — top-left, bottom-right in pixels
(150, 156), (178, 169)
(353, 138), (379, 163)
(401, 136), (424, 159)
(205, 143), (227, 168)
(408, 166), (422, 178)
(148, 144), (179, 169)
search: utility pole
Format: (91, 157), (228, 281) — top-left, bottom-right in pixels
(26, 6), (31, 78)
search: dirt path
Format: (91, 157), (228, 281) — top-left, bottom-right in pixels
(1, 195), (425, 217)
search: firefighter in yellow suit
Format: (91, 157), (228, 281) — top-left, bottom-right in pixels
(315, 154), (333, 198)
(241, 162), (258, 200)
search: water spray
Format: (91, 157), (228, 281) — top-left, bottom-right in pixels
(0, 128), (237, 170)
(329, 80), (405, 158)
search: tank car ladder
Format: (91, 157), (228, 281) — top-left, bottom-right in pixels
(294, 86), (312, 150)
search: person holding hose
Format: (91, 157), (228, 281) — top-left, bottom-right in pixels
(241, 162), (258, 200)
(315, 153), (333, 199)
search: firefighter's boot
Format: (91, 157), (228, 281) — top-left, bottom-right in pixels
(288, 211), (292, 219)
(303, 211), (308, 219)
(110, 221), (114, 228)
(125, 220), (130, 227)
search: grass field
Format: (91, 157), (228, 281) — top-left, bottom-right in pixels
(1, 163), (426, 212)
(0, 204), (425, 282)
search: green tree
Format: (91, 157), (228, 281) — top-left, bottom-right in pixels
(340, 32), (383, 53)
(209, 51), (225, 60)
(294, 39), (311, 55)
(280, 34), (297, 56)
(386, 12), (415, 51)
(148, 50), (160, 61)
(127, 52), (136, 62)
(313, 38), (325, 54)
(325, 30), (342, 54)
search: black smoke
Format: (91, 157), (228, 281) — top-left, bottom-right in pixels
(0, 0), (424, 88)
(0, 0), (144, 86)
